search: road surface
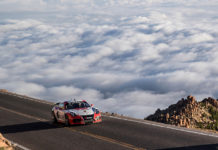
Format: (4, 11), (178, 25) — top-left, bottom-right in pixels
(0, 92), (217, 150)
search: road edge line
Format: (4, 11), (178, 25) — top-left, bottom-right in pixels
(105, 115), (218, 138)
(10, 140), (31, 150)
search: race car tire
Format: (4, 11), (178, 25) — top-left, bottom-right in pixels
(65, 115), (70, 126)
(51, 111), (57, 123)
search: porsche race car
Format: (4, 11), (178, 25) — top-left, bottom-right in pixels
(51, 100), (102, 125)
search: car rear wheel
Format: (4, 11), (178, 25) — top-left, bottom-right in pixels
(51, 111), (57, 123)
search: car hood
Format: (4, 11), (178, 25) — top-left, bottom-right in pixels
(68, 107), (94, 116)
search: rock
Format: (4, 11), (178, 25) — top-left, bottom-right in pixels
(0, 89), (8, 93)
(0, 133), (13, 150)
(166, 113), (170, 122)
(155, 108), (161, 114)
(203, 97), (218, 108)
(187, 95), (196, 104)
(145, 95), (218, 131)
(179, 119), (183, 126)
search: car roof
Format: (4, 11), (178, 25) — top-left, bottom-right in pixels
(56, 100), (87, 105)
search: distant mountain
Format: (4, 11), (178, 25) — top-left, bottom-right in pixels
(146, 96), (218, 132)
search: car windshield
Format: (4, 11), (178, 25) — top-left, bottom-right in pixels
(66, 102), (90, 109)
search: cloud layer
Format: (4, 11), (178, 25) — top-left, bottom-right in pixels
(0, 0), (218, 118)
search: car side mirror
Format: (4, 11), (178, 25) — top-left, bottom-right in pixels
(91, 104), (94, 107)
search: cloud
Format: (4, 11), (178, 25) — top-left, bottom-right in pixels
(2, 81), (46, 98)
(44, 85), (103, 103)
(99, 90), (186, 118)
(181, 33), (214, 45)
(0, 0), (218, 118)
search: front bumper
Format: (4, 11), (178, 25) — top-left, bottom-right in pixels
(93, 113), (102, 123)
(67, 114), (102, 125)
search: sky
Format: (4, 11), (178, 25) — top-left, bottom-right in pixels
(0, 0), (218, 118)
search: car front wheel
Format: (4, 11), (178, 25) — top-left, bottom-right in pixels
(65, 115), (70, 126)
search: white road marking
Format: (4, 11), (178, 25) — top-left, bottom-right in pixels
(10, 140), (31, 150)
(106, 115), (218, 138)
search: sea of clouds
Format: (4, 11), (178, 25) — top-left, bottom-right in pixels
(0, 0), (218, 118)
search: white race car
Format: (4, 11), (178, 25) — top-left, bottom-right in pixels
(51, 100), (102, 125)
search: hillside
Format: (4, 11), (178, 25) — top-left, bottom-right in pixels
(146, 96), (218, 132)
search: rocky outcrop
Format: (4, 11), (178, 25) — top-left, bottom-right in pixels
(202, 97), (218, 108)
(146, 96), (218, 131)
(0, 133), (14, 150)
(0, 89), (9, 93)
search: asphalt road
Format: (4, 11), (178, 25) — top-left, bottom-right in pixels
(0, 92), (217, 150)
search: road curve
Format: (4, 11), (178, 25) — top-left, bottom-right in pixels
(0, 92), (217, 150)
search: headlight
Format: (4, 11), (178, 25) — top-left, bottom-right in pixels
(92, 108), (100, 114)
(70, 112), (77, 116)
(95, 109), (99, 114)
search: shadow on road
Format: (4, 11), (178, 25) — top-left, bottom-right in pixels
(0, 121), (64, 134)
(160, 143), (218, 150)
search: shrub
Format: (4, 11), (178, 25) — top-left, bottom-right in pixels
(196, 122), (204, 129)
(208, 106), (218, 121)
(202, 113), (207, 118)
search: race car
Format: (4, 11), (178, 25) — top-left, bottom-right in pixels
(51, 100), (102, 125)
